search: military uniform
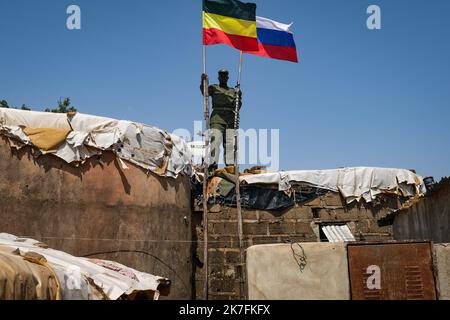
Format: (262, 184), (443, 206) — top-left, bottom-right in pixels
(201, 72), (242, 169)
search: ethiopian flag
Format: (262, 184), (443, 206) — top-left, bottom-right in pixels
(203, 0), (258, 51)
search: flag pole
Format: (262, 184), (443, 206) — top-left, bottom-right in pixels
(202, 43), (210, 301)
(237, 50), (243, 86)
(234, 50), (246, 300)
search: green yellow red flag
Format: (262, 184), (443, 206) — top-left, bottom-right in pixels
(202, 0), (258, 51)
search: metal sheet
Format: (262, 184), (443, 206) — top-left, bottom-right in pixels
(348, 242), (437, 300)
(322, 225), (355, 242)
(247, 243), (350, 300)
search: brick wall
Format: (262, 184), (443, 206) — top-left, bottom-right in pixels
(194, 191), (398, 300)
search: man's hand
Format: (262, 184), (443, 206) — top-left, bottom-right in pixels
(200, 74), (210, 96)
(235, 86), (242, 97)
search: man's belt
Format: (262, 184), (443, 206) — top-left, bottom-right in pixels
(212, 107), (234, 112)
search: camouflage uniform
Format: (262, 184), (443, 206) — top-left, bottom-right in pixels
(209, 84), (241, 168)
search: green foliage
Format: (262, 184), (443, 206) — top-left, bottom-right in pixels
(0, 100), (9, 108)
(1, 97), (77, 113)
(0, 99), (30, 110)
(44, 98), (77, 113)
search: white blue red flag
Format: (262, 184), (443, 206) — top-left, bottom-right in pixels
(244, 16), (298, 63)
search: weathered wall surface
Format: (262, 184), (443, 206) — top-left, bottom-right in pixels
(0, 137), (193, 299)
(394, 179), (450, 243)
(247, 243), (350, 300)
(194, 192), (396, 300)
(433, 243), (450, 300)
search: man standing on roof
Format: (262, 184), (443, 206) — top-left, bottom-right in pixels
(201, 69), (242, 173)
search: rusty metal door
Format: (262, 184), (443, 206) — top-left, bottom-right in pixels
(348, 242), (437, 300)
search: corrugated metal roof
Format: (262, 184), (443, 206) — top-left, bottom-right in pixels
(322, 225), (356, 242)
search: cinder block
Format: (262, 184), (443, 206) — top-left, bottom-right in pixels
(223, 221), (239, 235)
(226, 237), (252, 249)
(209, 293), (237, 300)
(225, 250), (241, 264)
(242, 210), (259, 220)
(250, 236), (280, 245)
(208, 204), (222, 213)
(208, 211), (226, 221)
(354, 219), (370, 233)
(357, 207), (375, 219)
(210, 221), (238, 235)
(295, 206), (313, 220)
(318, 208), (334, 220)
(280, 208), (297, 219)
(323, 192), (344, 207)
(209, 263), (226, 278)
(279, 206), (312, 220)
(243, 222), (269, 235)
(208, 235), (233, 249)
(278, 235), (311, 243)
(367, 219), (392, 234)
(222, 208), (237, 219)
(333, 208), (360, 220)
(258, 210), (278, 220)
(210, 279), (236, 293)
(268, 222), (295, 235)
(209, 249), (225, 264)
(303, 196), (326, 207)
(295, 222), (313, 235)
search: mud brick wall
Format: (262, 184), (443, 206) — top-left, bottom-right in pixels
(0, 137), (193, 300)
(194, 191), (398, 300)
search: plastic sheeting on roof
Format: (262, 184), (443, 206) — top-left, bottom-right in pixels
(239, 167), (426, 204)
(0, 233), (170, 300)
(204, 172), (329, 211)
(0, 108), (192, 178)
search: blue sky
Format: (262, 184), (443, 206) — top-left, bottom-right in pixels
(0, 0), (449, 179)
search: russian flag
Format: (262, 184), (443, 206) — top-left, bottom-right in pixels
(244, 16), (298, 63)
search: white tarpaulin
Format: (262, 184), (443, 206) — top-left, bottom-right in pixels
(0, 233), (170, 300)
(0, 108), (192, 178)
(240, 167), (426, 204)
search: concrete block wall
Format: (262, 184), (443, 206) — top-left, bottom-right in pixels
(194, 191), (397, 300)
